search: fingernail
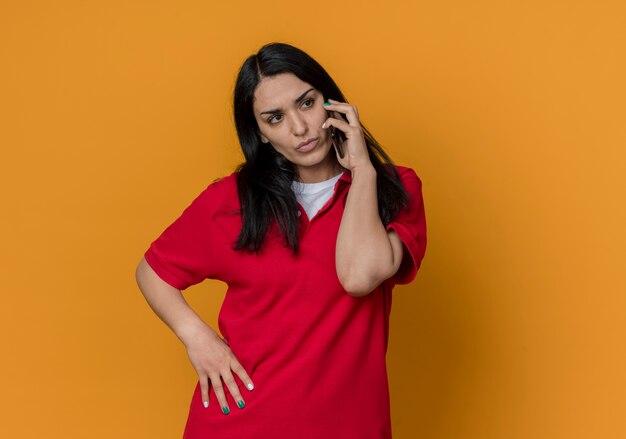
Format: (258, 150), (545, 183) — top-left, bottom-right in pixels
(222, 406), (230, 415)
(323, 102), (330, 107)
(203, 401), (208, 408)
(322, 122), (326, 128)
(237, 400), (245, 409)
(247, 383), (254, 391)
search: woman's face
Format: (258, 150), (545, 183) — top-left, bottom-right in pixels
(252, 72), (339, 181)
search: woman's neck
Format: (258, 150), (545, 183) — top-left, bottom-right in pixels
(295, 161), (345, 184)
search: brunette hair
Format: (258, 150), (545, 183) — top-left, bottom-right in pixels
(232, 42), (409, 256)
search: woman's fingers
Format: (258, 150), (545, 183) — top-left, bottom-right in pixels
(221, 370), (246, 410)
(209, 373), (231, 415)
(322, 115), (351, 133)
(325, 98), (359, 125)
(230, 357), (255, 392)
(184, 327), (254, 414)
(200, 374), (210, 408)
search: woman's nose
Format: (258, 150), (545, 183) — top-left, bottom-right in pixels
(290, 113), (308, 136)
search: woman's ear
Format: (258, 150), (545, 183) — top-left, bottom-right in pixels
(258, 131), (268, 143)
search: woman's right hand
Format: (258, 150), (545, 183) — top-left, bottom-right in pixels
(184, 326), (254, 414)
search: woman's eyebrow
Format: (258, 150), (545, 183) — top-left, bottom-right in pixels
(260, 88), (315, 115)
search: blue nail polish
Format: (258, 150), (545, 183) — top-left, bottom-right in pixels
(323, 102), (330, 106)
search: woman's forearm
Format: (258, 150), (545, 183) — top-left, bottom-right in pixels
(335, 165), (395, 296)
(135, 257), (218, 347)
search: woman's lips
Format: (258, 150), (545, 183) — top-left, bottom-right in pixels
(296, 137), (319, 152)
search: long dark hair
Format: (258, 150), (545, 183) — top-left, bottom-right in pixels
(231, 42), (409, 256)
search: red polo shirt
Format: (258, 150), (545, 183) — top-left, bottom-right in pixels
(143, 164), (427, 438)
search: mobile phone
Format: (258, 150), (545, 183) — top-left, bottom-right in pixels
(327, 110), (346, 158)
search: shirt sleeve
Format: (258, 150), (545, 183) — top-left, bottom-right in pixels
(384, 166), (427, 286)
(143, 182), (220, 291)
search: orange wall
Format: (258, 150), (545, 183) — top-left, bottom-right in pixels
(1, 1), (624, 437)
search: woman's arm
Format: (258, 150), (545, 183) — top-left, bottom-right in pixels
(322, 100), (405, 297)
(335, 165), (404, 297)
(135, 257), (215, 345)
(135, 257), (254, 413)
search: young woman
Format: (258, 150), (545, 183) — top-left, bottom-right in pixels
(135, 42), (427, 438)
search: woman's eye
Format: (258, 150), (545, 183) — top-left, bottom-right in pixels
(267, 99), (314, 124)
(268, 115), (282, 124)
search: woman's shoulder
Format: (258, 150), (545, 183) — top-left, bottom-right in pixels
(194, 170), (240, 212)
(384, 163), (422, 184)
(205, 169), (238, 192)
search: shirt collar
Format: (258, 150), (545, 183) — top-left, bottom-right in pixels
(338, 168), (352, 184)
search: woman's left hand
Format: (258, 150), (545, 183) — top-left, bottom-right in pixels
(322, 98), (373, 172)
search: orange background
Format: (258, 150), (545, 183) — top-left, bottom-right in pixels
(1, 1), (624, 437)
